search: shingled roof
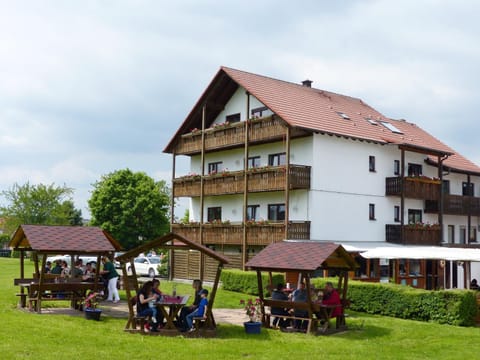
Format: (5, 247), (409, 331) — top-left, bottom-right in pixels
(165, 66), (480, 175)
(245, 241), (357, 272)
(8, 224), (122, 253)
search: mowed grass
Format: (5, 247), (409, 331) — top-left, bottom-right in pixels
(0, 258), (478, 359)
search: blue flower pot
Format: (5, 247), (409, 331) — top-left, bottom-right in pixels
(84, 308), (102, 321)
(243, 321), (261, 334)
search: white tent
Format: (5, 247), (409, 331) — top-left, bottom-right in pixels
(360, 246), (480, 261)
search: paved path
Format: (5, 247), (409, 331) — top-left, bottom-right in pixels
(41, 300), (247, 326)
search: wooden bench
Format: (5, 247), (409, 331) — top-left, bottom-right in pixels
(263, 299), (317, 333)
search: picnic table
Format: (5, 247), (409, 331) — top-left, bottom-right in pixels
(155, 295), (190, 330)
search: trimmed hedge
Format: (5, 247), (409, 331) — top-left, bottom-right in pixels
(221, 269), (284, 295)
(222, 271), (478, 326)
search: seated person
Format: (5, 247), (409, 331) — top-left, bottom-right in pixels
(271, 283), (290, 328)
(290, 282), (308, 330)
(71, 259), (84, 279)
(185, 289), (209, 332)
(136, 280), (160, 332)
(179, 279), (203, 331)
(320, 281), (342, 318)
(149, 279), (164, 324)
(470, 278), (480, 290)
(82, 262), (96, 281)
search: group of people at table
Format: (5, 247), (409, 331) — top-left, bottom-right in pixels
(270, 281), (342, 331)
(136, 279), (208, 333)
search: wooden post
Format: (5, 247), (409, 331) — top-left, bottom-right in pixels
(242, 92), (250, 270)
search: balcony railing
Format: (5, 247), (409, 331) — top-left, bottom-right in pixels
(173, 116), (308, 155)
(385, 177), (440, 200)
(424, 194), (480, 216)
(171, 221), (311, 246)
(386, 224), (441, 245)
(173, 165), (311, 197)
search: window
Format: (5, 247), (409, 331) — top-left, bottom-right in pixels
(208, 161), (223, 175)
(380, 121), (403, 134)
(394, 206), (400, 222)
(336, 112), (350, 120)
(247, 205), (260, 221)
(470, 227), (477, 243)
(225, 113), (241, 123)
(462, 182), (474, 196)
(447, 225), (454, 244)
(268, 153), (286, 166)
(365, 117), (378, 125)
(247, 156), (261, 169)
(207, 207), (222, 222)
(268, 204), (285, 221)
(408, 209), (422, 224)
(407, 163), (422, 177)
(369, 156), (376, 172)
(459, 226), (466, 244)
(442, 180), (450, 195)
(251, 106), (268, 118)
(394, 160), (400, 175)
(369, 204), (376, 220)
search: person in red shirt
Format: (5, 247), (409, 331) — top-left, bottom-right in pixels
(321, 282), (342, 318)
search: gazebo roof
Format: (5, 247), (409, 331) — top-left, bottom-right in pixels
(115, 232), (229, 265)
(245, 241), (357, 272)
(8, 224), (122, 254)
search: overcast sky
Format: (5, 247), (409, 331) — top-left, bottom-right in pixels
(1, 0), (480, 219)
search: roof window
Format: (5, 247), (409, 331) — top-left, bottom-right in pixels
(366, 118), (378, 125)
(336, 112), (350, 120)
(380, 121), (403, 134)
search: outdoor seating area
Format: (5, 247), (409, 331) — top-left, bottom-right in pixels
(246, 240), (358, 335)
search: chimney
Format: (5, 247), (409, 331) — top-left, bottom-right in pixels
(301, 79), (312, 87)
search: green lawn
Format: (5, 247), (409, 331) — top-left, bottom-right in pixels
(1, 257), (478, 359)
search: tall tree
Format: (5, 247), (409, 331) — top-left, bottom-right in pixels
(88, 169), (170, 249)
(0, 182), (82, 234)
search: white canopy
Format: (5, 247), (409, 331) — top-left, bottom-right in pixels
(360, 246), (480, 261)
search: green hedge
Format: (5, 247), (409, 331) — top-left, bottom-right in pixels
(221, 269), (284, 295)
(223, 272), (478, 326)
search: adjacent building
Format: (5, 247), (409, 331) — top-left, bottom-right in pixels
(164, 66), (480, 288)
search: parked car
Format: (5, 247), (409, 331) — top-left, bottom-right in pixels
(127, 256), (162, 277)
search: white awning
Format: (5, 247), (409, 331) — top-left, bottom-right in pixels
(360, 246), (480, 261)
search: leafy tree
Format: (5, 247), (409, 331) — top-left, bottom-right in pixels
(88, 169), (170, 249)
(0, 182), (82, 234)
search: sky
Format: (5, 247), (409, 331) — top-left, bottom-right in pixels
(1, 0), (480, 219)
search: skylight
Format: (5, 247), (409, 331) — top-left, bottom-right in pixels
(336, 112), (350, 120)
(380, 121), (403, 134)
(365, 118), (378, 125)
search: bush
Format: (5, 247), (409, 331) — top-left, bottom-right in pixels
(221, 269), (284, 295)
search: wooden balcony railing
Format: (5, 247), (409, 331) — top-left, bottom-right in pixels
(173, 116), (308, 155)
(424, 194), (480, 216)
(173, 165), (311, 197)
(385, 177), (440, 200)
(171, 221), (310, 246)
(386, 224), (441, 245)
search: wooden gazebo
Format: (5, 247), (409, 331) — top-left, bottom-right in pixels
(115, 232), (229, 334)
(245, 240), (358, 334)
(9, 224), (122, 312)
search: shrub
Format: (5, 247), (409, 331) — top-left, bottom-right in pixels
(221, 269), (284, 295)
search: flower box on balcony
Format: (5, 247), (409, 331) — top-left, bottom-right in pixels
(405, 176), (441, 185)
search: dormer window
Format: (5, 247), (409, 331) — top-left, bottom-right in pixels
(337, 112), (350, 120)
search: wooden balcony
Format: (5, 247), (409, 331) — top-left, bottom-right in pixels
(386, 224), (441, 245)
(424, 194), (480, 216)
(173, 116), (308, 155)
(385, 177), (440, 200)
(173, 165), (311, 197)
(171, 221), (311, 246)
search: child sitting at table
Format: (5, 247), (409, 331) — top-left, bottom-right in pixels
(185, 289), (208, 332)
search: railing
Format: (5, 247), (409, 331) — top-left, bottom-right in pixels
(424, 195), (480, 216)
(173, 165), (311, 197)
(386, 224), (441, 245)
(174, 116), (297, 155)
(385, 177), (440, 200)
(171, 221), (311, 246)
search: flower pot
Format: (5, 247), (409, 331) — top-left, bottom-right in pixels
(243, 321), (261, 334)
(84, 308), (102, 321)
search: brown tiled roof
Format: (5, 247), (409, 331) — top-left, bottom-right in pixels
(245, 241), (357, 272)
(8, 225), (122, 253)
(165, 66), (480, 174)
(116, 232), (229, 265)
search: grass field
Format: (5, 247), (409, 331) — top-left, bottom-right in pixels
(0, 257), (478, 359)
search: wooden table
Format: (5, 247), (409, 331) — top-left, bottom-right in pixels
(155, 295), (190, 330)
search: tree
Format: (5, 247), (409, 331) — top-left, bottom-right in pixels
(88, 169), (170, 249)
(0, 182), (82, 234)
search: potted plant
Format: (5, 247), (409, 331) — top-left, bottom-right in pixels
(83, 291), (102, 321)
(240, 298), (262, 334)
